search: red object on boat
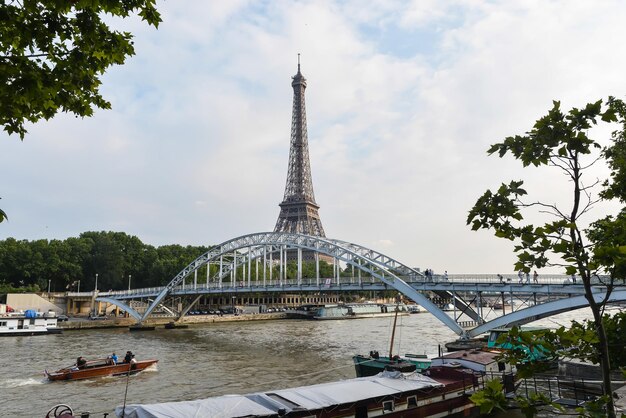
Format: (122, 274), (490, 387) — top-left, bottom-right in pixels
(45, 358), (158, 381)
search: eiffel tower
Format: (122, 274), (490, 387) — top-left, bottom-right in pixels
(274, 57), (326, 242)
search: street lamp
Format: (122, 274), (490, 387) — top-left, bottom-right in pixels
(48, 279), (51, 294)
(95, 273), (98, 293)
(77, 280), (80, 293)
(128, 274), (132, 290)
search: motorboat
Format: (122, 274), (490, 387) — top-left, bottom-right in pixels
(45, 357), (158, 381)
(353, 351), (431, 377)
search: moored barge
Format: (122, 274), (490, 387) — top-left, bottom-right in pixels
(117, 367), (480, 417)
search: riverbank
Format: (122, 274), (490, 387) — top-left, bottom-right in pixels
(60, 312), (289, 330)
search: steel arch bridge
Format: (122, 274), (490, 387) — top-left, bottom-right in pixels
(96, 232), (626, 339)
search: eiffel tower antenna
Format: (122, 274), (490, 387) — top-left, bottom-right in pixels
(274, 56), (326, 237)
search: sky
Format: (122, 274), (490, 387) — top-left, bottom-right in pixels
(1, 0), (626, 274)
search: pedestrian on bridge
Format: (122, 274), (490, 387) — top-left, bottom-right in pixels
(525, 272), (530, 284)
(518, 270), (523, 283)
(533, 270), (539, 284)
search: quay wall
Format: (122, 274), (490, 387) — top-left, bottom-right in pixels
(60, 313), (288, 330)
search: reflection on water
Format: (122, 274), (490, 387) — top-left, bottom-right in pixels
(0, 309), (596, 417)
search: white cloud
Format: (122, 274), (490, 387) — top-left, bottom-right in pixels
(2, 0), (625, 274)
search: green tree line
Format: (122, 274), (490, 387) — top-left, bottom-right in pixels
(0, 231), (208, 292)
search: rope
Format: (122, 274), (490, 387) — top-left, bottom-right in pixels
(120, 364), (133, 418)
(396, 314), (404, 357)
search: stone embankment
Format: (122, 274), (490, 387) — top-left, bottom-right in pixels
(60, 313), (288, 330)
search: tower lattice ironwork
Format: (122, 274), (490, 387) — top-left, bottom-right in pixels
(274, 59), (326, 238)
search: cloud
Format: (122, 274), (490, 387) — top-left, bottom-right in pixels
(2, 0), (625, 274)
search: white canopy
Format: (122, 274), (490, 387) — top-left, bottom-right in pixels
(116, 371), (443, 418)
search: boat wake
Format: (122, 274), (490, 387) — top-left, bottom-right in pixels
(0, 377), (45, 388)
(143, 364), (158, 372)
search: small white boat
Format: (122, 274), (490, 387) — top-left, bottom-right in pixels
(0, 310), (62, 337)
(313, 303), (409, 320)
(407, 305), (423, 314)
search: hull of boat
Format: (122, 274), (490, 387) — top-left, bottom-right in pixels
(0, 328), (62, 337)
(46, 359), (158, 381)
(314, 311), (410, 320)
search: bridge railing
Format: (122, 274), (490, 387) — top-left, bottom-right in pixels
(75, 273), (618, 298)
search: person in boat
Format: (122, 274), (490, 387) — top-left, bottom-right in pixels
(130, 354), (137, 370)
(124, 351), (133, 363)
(76, 356), (87, 369)
(107, 352), (118, 365)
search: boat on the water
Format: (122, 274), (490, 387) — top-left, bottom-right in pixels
(45, 358), (158, 381)
(353, 299), (431, 377)
(407, 304), (423, 314)
(353, 351), (432, 377)
(117, 367), (480, 418)
(0, 310), (62, 337)
(313, 303), (409, 320)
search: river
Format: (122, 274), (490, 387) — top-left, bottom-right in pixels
(0, 308), (599, 417)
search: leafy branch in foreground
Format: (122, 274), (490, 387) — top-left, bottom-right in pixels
(0, 0), (161, 139)
(467, 97), (626, 417)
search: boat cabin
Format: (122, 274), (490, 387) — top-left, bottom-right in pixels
(486, 326), (551, 362)
(430, 349), (514, 374)
(0, 310), (60, 336)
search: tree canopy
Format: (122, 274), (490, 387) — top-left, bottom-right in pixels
(467, 97), (626, 417)
(0, 231), (208, 292)
(0, 0), (161, 139)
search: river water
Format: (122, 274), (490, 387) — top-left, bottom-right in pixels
(0, 309), (599, 418)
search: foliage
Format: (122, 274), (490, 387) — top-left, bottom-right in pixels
(0, 197), (6, 223)
(0, 280), (40, 295)
(467, 99), (622, 275)
(469, 379), (507, 415)
(467, 97), (626, 417)
(496, 315), (626, 375)
(0, 0), (161, 139)
(516, 392), (560, 418)
(0, 232), (208, 292)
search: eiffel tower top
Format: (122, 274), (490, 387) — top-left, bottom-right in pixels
(291, 53), (306, 88)
(274, 56), (326, 237)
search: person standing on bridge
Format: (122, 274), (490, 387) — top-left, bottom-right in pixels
(525, 271), (530, 284)
(518, 270), (523, 283)
(533, 270), (539, 284)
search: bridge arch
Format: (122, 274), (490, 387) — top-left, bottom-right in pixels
(138, 232), (467, 335)
(95, 297), (143, 321)
(467, 290), (626, 338)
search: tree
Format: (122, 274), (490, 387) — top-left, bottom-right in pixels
(467, 98), (626, 417)
(1, 1), (161, 220)
(0, 198), (6, 222)
(0, 0), (161, 139)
